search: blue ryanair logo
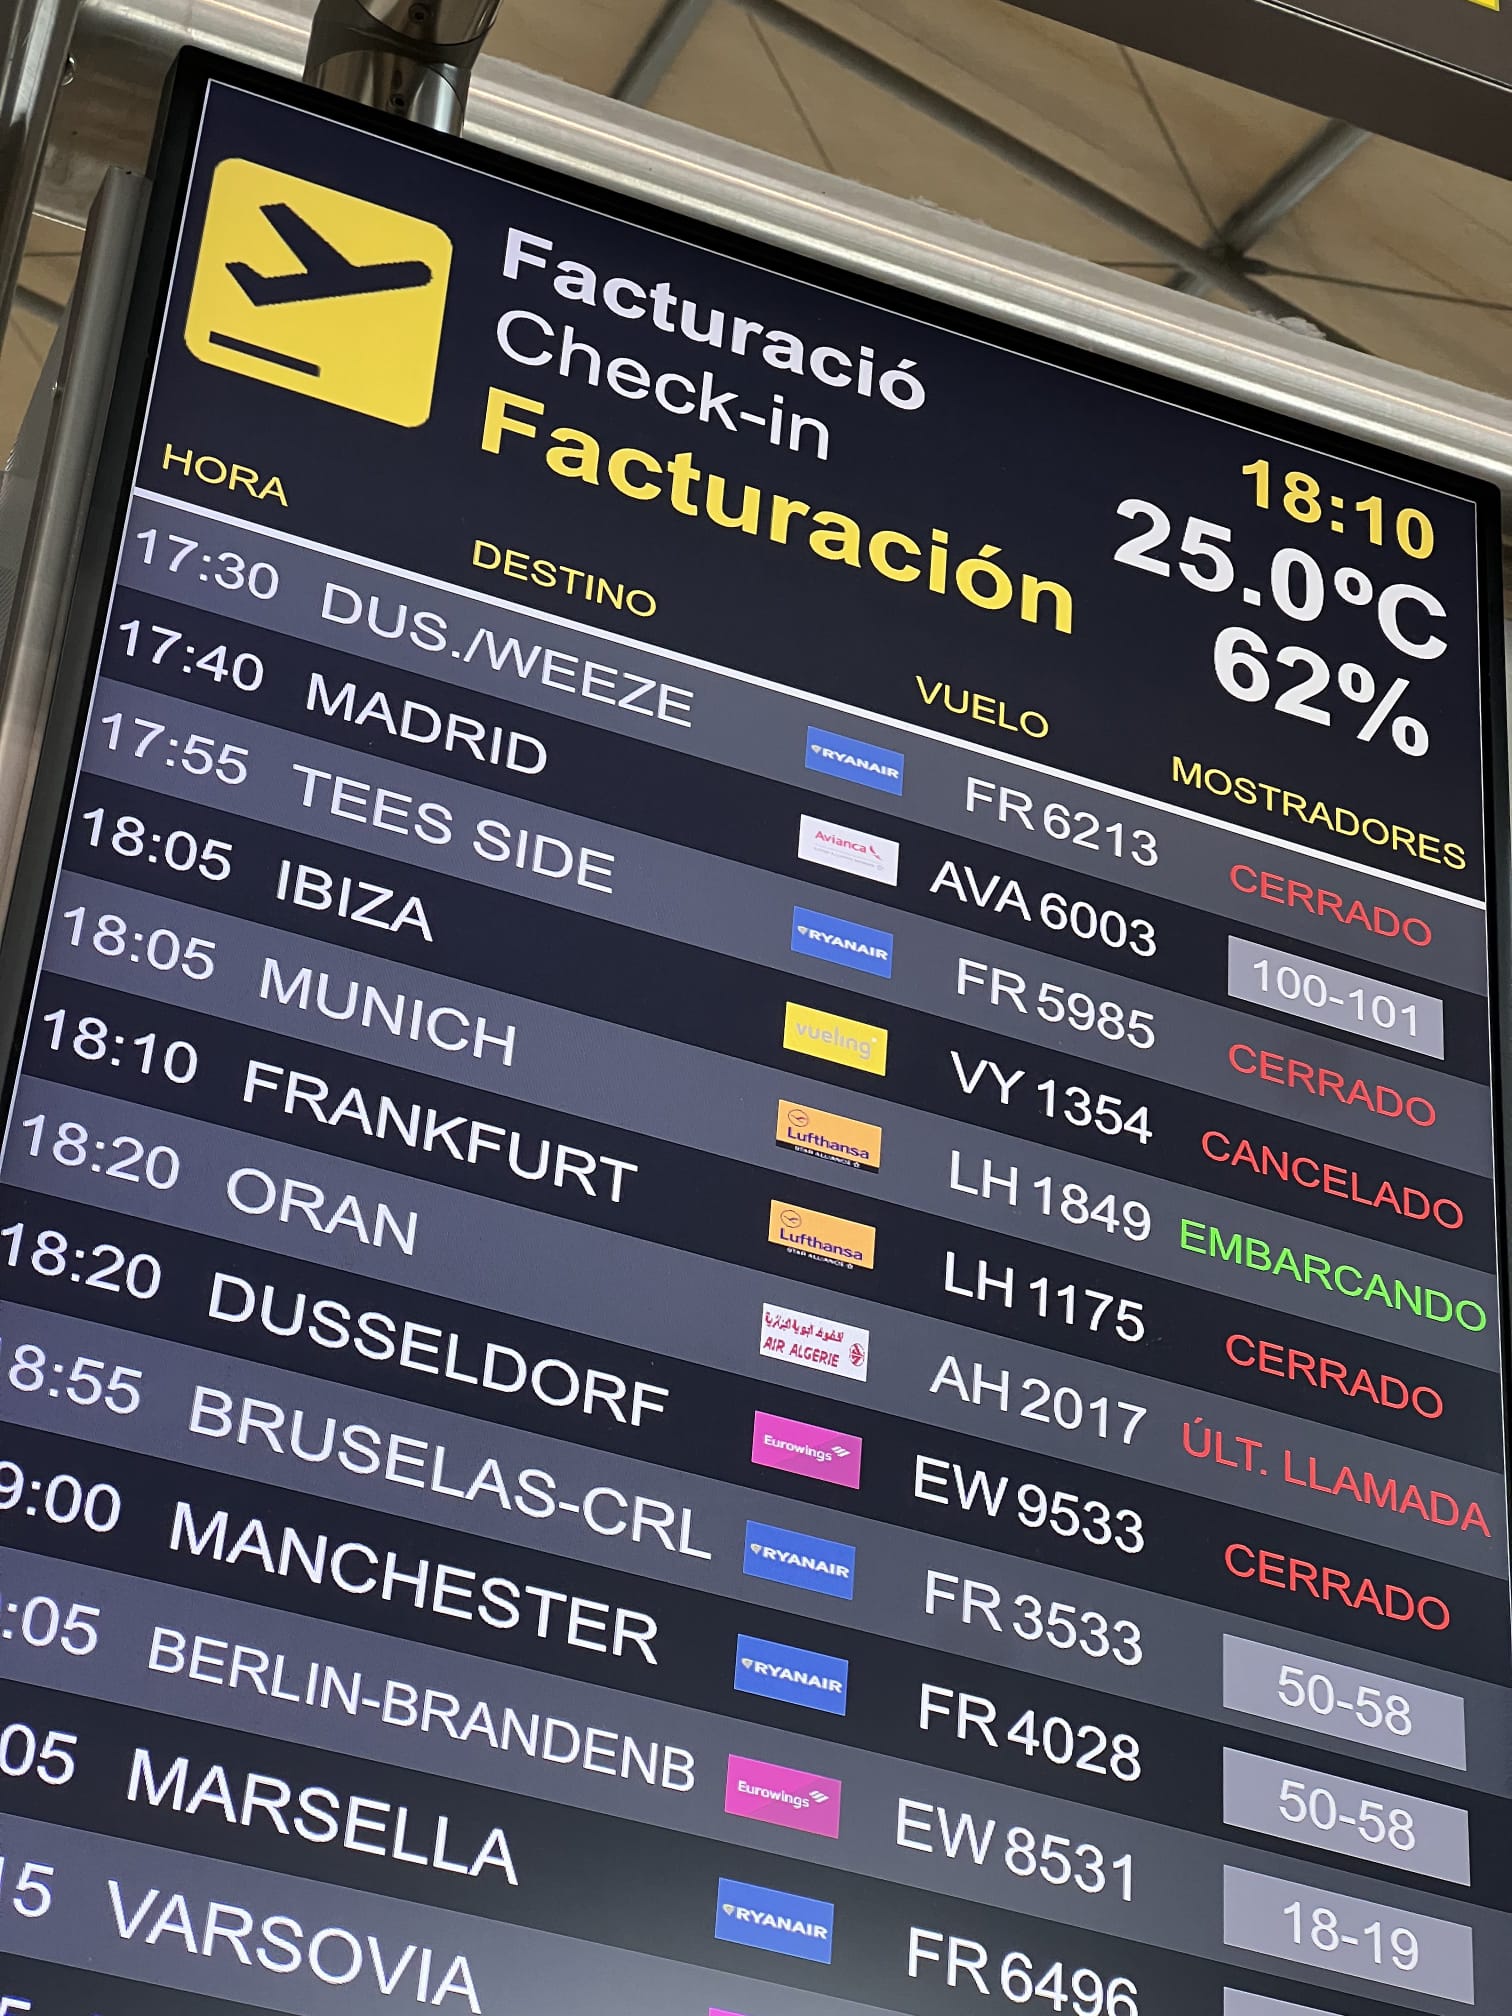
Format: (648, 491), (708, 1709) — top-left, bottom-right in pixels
(791, 906), (893, 978)
(743, 1520), (855, 1599)
(735, 1633), (849, 1715)
(805, 726), (904, 795)
(716, 1878), (834, 1964)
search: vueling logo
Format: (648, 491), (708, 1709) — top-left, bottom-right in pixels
(185, 159), (451, 426)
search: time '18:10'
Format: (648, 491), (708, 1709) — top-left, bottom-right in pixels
(38, 1012), (196, 1084)
(1241, 462), (1433, 558)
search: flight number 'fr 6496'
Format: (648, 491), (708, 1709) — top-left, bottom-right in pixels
(910, 1930), (1138, 2015)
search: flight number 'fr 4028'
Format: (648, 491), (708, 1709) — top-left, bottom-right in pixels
(919, 1685), (1142, 1782)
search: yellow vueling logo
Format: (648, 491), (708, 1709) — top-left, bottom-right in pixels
(185, 159), (452, 427)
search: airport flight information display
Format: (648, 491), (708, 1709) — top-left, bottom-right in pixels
(0, 53), (1507, 2016)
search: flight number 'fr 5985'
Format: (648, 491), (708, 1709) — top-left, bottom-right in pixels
(958, 962), (1155, 1048)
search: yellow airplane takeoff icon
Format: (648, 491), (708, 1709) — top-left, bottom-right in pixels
(185, 158), (452, 427)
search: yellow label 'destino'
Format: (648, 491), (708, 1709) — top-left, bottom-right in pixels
(775, 1100), (882, 1172)
(185, 159), (452, 427)
(768, 1201), (876, 1269)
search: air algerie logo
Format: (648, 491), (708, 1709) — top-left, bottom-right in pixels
(185, 159), (452, 426)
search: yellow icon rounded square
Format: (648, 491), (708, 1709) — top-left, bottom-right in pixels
(185, 157), (452, 428)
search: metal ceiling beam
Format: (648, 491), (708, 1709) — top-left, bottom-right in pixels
(1173, 117), (1370, 297)
(12, 282), (64, 328)
(739, 0), (1352, 332)
(613, 0), (717, 105)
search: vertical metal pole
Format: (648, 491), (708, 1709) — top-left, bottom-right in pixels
(613, 0), (716, 104)
(0, 0), (81, 338)
(304, 0), (504, 133)
(0, 168), (144, 922)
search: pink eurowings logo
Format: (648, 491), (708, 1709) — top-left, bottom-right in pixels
(752, 1410), (863, 1488)
(724, 1753), (843, 1838)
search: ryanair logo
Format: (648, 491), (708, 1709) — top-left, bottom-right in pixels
(805, 725), (904, 795)
(791, 906), (893, 978)
(743, 1519), (856, 1599)
(783, 1002), (888, 1076)
(776, 1099), (882, 1172)
(715, 1877), (834, 1963)
(768, 1200), (875, 1269)
(734, 1633), (849, 1715)
(185, 159), (451, 426)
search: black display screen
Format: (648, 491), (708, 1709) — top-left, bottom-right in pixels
(0, 53), (1506, 2016)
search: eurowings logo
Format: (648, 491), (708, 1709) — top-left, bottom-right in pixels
(715, 1878), (834, 1963)
(185, 159), (451, 425)
(725, 1754), (844, 1838)
(752, 1410), (863, 1489)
